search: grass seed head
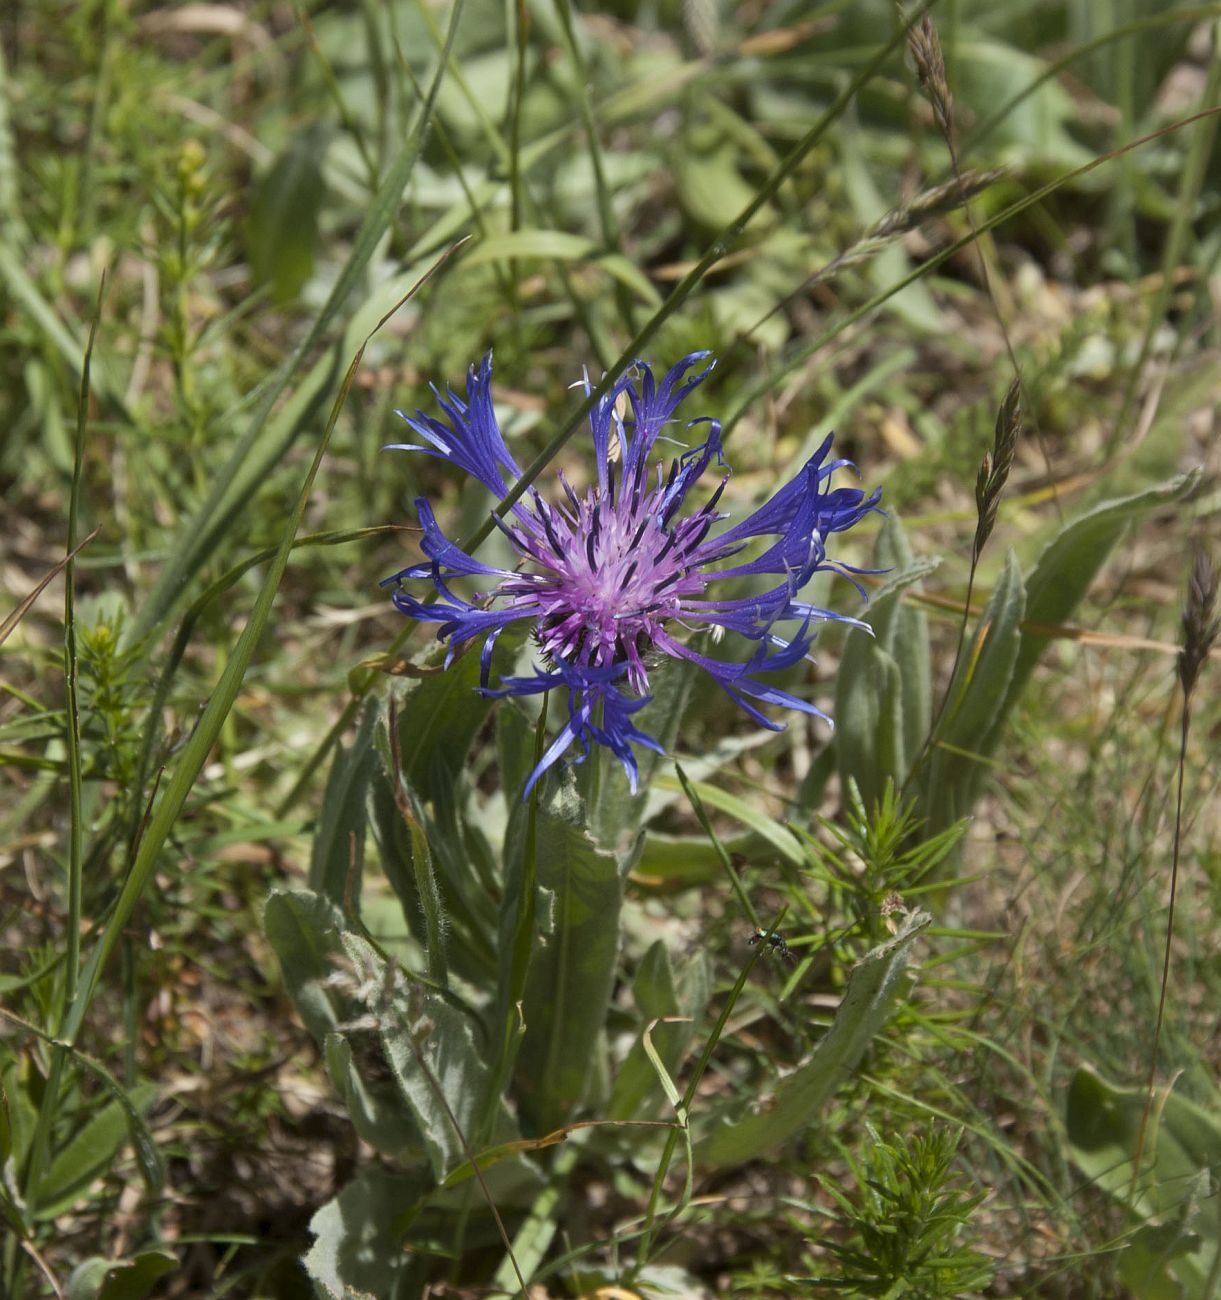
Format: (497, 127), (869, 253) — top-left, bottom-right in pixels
(972, 379), (1023, 562)
(909, 14), (954, 139)
(1179, 549), (1219, 699)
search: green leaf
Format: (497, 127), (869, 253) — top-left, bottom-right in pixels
(923, 550), (1026, 837)
(265, 890), (419, 1159)
(609, 943), (708, 1122)
(650, 777), (803, 866)
(840, 124), (942, 332)
(872, 515), (935, 771)
(393, 644), (504, 818)
(1120, 1217), (1204, 1300)
(66, 1251), (177, 1300)
(0, 1073), (12, 1164)
(942, 550), (1027, 754)
(366, 755), (421, 936)
(304, 1167), (423, 1300)
(35, 1084), (157, 1220)
(515, 793), (622, 1134)
(697, 909), (931, 1166)
(323, 1035), (421, 1162)
(1006, 471), (1200, 713)
(674, 130), (767, 233)
(1067, 1067), (1221, 1296)
(309, 699), (377, 907)
(957, 39), (1095, 168)
(1067, 1068), (1221, 1218)
(266, 889), (503, 1178)
(246, 127), (327, 303)
(370, 714), (449, 988)
(463, 228), (661, 304)
(836, 643), (903, 815)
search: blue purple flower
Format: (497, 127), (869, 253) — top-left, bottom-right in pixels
(383, 352), (881, 794)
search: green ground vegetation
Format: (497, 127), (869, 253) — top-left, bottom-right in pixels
(0, 1), (1218, 1296)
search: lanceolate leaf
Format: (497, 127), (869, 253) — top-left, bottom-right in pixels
(393, 632), (523, 820)
(1006, 470), (1200, 712)
(266, 889), (505, 1177)
(515, 794), (622, 1134)
(696, 909), (930, 1167)
(872, 515), (935, 772)
(922, 549), (1026, 837)
(309, 699), (378, 908)
(304, 1167), (425, 1300)
(609, 942), (710, 1122)
(34, 1084), (158, 1220)
(1067, 1067), (1221, 1296)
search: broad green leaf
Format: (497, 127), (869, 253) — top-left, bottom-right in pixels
(940, 550), (1026, 754)
(1006, 471), (1200, 713)
(463, 228), (660, 304)
(265, 890), (418, 1159)
(377, 981), (510, 1180)
(956, 40), (1094, 168)
(465, 228), (597, 263)
(834, 538), (936, 802)
(1067, 1067), (1221, 1297)
(266, 889), (502, 1176)
(872, 515), (935, 769)
(369, 724), (495, 993)
(388, 646), (511, 972)
(633, 830), (791, 888)
(674, 130), (767, 232)
(309, 699), (377, 907)
(496, 698), (538, 808)
(65, 1250), (177, 1300)
(1120, 1216), (1205, 1300)
(1067, 1068), (1221, 1217)
(304, 1167), (423, 1300)
(35, 1084), (157, 1219)
(246, 127), (327, 303)
(608, 941), (679, 1122)
(835, 643), (903, 814)
(370, 715), (449, 988)
(610, 942), (708, 1122)
(697, 909), (931, 1166)
(366, 759), (421, 935)
(923, 550), (1026, 837)
(393, 641), (505, 818)
(515, 795), (622, 1134)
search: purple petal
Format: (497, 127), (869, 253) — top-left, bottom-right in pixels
(384, 353), (523, 495)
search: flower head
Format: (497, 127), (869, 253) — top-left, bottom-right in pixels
(384, 352), (881, 794)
